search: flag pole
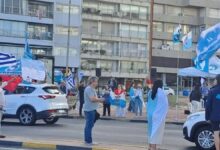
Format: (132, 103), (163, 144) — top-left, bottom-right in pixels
(65, 0), (71, 94)
(66, 0), (71, 74)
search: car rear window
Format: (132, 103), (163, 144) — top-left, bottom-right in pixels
(43, 86), (61, 94)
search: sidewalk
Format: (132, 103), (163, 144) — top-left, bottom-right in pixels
(0, 136), (147, 150)
(68, 97), (189, 124)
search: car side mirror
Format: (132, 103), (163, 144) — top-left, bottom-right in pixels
(184, 110), (191, 115)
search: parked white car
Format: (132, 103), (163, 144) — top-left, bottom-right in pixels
(163, 87), (175, 95)
(183, 111), (215, 150)
(3, 84), (69, 126)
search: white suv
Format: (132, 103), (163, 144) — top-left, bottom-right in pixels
(183, 111), (215, 150)
(3, 84), (69, 126)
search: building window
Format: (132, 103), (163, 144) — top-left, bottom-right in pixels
(138, 44), (147, 58)
(153, 22), (163, 32)
(120, 24), (130, 37)
(100, 41), (118, 56)
(28, 24), (52, 40)
(56, 4), (79, 15)
(183, 8), (197, 16)
(81, 59), (97, 71)
(130, 25), (139, 38)
(81, 40), (99, 55)
(120, 4), (130, 19)
(101, 22), (117, 36)
(1, 0), (22, 14)
(54, 47), (77, 56)
(130, 5), (139, 19)
(55, 26), (79, 36)
(120, 61), (147, 74)
(154, 4), (163, 14)
(120, 24), (147, 39)
(139, 7), (148, 20)
(208, 8), (220, 19)
(28, 1), (53, 18)
(99, 2), (117, 16)
(139, 26), (147, 39)
(0, 20), (26, 38)
(82, 20), (98, 35)
(100, 60), (118, 72)
(167, 6), (181, 16)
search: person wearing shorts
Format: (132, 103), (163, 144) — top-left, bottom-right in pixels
(206, 74), (220, 150)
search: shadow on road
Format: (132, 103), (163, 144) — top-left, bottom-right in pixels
(1, 121), (65, 128)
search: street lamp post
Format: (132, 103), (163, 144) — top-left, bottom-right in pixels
(149, 0), (154, 79)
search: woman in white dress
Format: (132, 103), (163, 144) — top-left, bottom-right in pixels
(147, 80), (169, 150)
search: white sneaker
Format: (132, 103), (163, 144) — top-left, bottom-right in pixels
(84, 142), (98, 146)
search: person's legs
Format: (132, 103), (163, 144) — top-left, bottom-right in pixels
(138, 98), (143, 116)
(107, 104), (111, 116)
(79, 101), (84, 116)
(214, 131), (220, 150)
(103, 104), (106, 116)
(134, 98), (139, 116)
(84, 110), (96, 144)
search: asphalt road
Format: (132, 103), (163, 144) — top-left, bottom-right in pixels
(1, 118), (196, 150)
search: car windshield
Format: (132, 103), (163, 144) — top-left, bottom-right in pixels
(164, 87), (169, 90)
(43, 86), (61, 94)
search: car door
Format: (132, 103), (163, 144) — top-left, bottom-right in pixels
(4, 86), (28, 115)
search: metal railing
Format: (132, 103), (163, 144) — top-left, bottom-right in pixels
(0, 29), (53, 40)
(1, 6), (53, 19)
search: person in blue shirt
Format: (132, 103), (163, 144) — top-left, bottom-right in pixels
(128, 83), (136, 113)
(206, 74), (220, 150)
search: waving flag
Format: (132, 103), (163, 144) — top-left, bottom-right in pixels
(0, 53), (21, 75)
(173, 25), (182, 43)
(182, 31), (192, 50)
(195, 23), (220, 73)
(66, 70), (75, 90)
(24, 33), (34, 59)
(0, 75), (22, 92)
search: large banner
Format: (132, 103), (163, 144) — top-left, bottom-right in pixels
(21, 58), (46, 81)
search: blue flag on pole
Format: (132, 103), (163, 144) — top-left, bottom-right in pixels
(182, 31), (192, 50)
(173, 24), (182, 43)
(195, 23), (220, 73)
(23, 33), (34, 59)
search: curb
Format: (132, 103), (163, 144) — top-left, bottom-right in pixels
(62, 116), (184, 125)
(0, 140), (112, 150)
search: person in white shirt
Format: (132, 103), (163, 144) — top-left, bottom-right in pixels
(0, 77), (16, 138)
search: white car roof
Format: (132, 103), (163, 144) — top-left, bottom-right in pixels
(18, 83), (57, 88)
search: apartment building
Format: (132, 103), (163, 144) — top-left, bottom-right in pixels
(0, 0), (82, 68)
(152, 0), (220, 85)
(81, 0), (149, 84)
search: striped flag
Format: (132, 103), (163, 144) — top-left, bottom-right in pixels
(66, 71), (75, 89)
(0, 53), (17, 67)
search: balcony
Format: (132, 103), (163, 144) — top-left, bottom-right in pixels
(1, 6), (53, 19)
(0, 29), (52, 41)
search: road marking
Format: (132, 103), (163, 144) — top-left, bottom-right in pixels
(22, 142), (56, 150)
(93, 147), (113, 150)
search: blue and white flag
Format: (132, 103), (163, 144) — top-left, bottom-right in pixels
(195, 23), (220, 73)
(173, 24), (182, 43)
(182, 31), (192, 50)
(66, 71), (75, 89)
(24, 33), (34, 59)
(0, 53), (21, 75)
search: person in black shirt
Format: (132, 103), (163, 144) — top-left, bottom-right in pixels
(78, 81), (85, 117)
(189, 84), (202, 102)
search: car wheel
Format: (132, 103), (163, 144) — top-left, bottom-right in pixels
(195, 126), (215, 150)
(43, 117), (59, 125)
(18, 107), (36, 126)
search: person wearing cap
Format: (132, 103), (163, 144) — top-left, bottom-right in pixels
(206, 74), (220, 150)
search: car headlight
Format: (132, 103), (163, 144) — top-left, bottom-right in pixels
(187, 114), (201, 121)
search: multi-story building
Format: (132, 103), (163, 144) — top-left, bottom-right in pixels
(0, 0), (82, 68)
(81, 0), (149, 85)
(151, 0), (220, 86)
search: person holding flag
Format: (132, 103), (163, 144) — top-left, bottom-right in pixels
(0, 76), (18, 138)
